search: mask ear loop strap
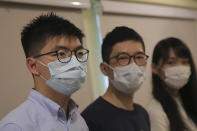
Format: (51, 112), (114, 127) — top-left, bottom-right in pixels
(103, 62), (114, 70)
(40, 75), (47, 81)
(36, 60), (48, 67)
(36, 60), (48, 81)
(103, 62), (117, 82)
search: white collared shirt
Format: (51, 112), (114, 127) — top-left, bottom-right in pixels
(0, 89), (89, 131)
(147, 97), (197, 131)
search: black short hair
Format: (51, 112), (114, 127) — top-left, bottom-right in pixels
(21, 12), (84, 58)
(101, 26), (145, 63)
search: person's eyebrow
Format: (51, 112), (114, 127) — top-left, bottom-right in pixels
(116, 51), (145, 56)
(134, 51), (145, 55)
(52, 46), (67, 51)
(75, 45), (83, 50)
(168, 57), (177, 59)
(52, 45), (83, 51)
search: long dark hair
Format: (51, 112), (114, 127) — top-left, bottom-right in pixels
(152, 37), (197, 131)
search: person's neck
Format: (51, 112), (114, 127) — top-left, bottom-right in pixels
(102, 84), (134, 111)
(35, 78), (70, 117)
(166, 86), (179, 97)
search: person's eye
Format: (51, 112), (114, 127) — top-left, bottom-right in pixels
(182, 60), (190, 65)
(166, 60), (175, 65)
(118, 56), (129, 60)
(58, 52), (66, 56)
(77, 52), (85, 56)
(135, 56), (145, 60)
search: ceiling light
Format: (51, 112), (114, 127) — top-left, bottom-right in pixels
(71, 2), (81, 6)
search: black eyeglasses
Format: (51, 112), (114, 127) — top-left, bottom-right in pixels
(34, 48), (89, 63)
(109, 52), (149, 66)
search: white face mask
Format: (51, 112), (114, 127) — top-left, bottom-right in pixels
(106, 63), (146, 94)
(38, 56), (87, 96)
(164, 65), (191, 89)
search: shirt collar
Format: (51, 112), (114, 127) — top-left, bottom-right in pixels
(28, 89), (78, 118)
(68, 99), (78, 117)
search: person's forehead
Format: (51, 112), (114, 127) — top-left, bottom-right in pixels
(168, 48), (176, 57)
(110, 40), (143, 56)
(159, 49), (189, 66)
(41, 36), (81, 53)
(168, 49), (187, 59)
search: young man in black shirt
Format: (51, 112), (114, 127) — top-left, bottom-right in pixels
(81, 26), (150, 131)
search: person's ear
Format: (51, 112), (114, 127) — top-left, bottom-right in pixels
(26, 57), (40, 76)
(100, 62), (111, 76)
(152, 63), (159, 75)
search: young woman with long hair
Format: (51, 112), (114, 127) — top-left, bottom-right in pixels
(147, 37), (197, 131)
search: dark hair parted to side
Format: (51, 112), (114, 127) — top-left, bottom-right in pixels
(101, 26), (145, 63)
(21, 12), (84, 58)
(152, 37), (197, 131)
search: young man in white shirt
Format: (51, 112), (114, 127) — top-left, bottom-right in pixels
(0, 12), (89, 131)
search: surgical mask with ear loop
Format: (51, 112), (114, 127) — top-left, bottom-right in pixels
(37, 56), (87, 96)
(105, 63), (146, 94)
(163, 65), (191, 89)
